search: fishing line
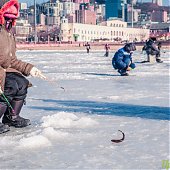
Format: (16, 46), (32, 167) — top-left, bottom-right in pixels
(45, 77), (65, 91)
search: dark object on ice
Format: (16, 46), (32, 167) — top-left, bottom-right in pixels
(60, 86), (65, 91)
(156, 58), (163, 63)
(111, 130), (125, 143)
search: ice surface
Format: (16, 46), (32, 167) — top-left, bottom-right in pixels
(0, 50), (169, 169)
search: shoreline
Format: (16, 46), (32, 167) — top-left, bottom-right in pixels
(16, 43), (170, 51)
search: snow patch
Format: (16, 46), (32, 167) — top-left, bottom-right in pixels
(42, 127), (69, 140)
(41, 112), (98, 128)
(0, 136), (18, 147)
(19, 135), (51, 149)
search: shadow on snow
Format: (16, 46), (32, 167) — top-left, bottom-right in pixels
(82, 72), (119, 77)
(29, 99), (169, 121)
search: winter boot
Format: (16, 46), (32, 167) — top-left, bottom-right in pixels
(118, 69), (129, 76)
(156, 58), (163, 63)
(2, 100), (31, 128)
(121, 72), (129, 76)
(0, 103), (10, 134)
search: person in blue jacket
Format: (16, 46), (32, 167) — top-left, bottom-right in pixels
(112, 43), (136, 76)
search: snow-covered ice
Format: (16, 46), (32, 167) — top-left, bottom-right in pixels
(0, 50), (169, 169)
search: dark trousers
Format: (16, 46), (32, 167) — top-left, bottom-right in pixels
(146, 50), (160, 59)
(0, 73), (29, 103)
(104, 51), (109, 57)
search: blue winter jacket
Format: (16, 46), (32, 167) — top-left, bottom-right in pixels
(112, 48), (132, 70)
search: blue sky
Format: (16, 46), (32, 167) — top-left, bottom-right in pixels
(18, 0), (169, 6)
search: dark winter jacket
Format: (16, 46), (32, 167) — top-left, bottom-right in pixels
(145, 40), (159, 55)
(105, 44), (110, 52)
(0, 25), (33, 90)
(112, 48), (132, 69)
(85, 43), (90, 50)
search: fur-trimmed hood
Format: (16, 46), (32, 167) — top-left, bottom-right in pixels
(0, 0), (19, 26)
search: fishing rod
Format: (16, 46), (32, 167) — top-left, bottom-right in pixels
(29, 72), (66, 91)
(0, 87), (15, 113)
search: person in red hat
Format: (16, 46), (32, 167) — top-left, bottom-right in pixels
(0, 0), (46, 134)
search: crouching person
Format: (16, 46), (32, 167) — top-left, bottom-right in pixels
(0, 0), (46, 134)
(112, 43), (136, 76)
(145, 37), (163, 63)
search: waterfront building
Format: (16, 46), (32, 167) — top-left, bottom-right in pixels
(60, 17), (149, 42)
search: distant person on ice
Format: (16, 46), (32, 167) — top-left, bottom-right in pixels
(112, 43), (136, 76)
(104, 43), (110, 57)
(142, 37), (163, 63)
(0, 0), (46, 134)
(85, 42), (91, 53)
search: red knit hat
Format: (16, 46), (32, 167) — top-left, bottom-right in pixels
(0, 0), (19, 26)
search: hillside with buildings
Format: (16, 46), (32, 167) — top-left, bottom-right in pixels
(14, 0), (169, 44)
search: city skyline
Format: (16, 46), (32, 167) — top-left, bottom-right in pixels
(18, 0), (169, 6)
